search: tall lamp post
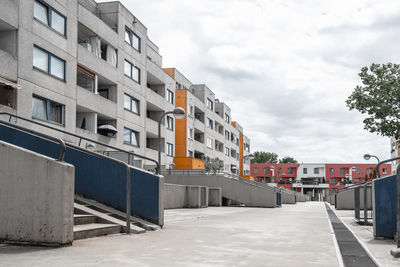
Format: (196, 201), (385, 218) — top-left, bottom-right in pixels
(363, 153), (380, 162)
(241, 153), (254, 177)
(157, 107), (185, 174)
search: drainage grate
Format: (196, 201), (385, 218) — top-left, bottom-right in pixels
(325, 204), (377, 267)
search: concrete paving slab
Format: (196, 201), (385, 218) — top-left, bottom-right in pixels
(0, 202), (339, 266)
(334, 208), (400, 266)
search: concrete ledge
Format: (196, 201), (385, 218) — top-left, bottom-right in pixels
(295, 193), (307, 202)
(336, 187), (372, 210)
(0, 141), (75, 246)
(208, 187), (222, 206)
(164, 184), (209, 209)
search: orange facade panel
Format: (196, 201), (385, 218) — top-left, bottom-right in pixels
(175, 90), (187, 157)
(174, 157), (205, 170)
(242, 175), (254, 181)
(163, 68), (175, 79)
(239, 133), (244, 176)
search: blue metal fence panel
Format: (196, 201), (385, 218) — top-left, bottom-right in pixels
(0, 124), (161, 225)
(374, 175), (397, 238)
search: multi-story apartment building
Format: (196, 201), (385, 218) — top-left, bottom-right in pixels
(250, 163), (391, 200)
(163, 68), (251, 175)
(0, 0), (251, 174)
(0, 0), (177, 171)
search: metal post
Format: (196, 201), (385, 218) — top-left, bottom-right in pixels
(364, 183), (368, 224)
(157, 111), (173, 175)
(391, 165), (400, 257)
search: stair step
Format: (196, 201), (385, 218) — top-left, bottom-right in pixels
(73, 223), (121, 240)
(74, 214), (97, 225)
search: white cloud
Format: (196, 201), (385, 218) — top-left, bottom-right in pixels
(102, 0), (400, 162)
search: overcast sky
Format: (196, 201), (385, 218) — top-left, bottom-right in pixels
(108, 0), (400, 163)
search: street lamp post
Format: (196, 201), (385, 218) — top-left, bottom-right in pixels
(363, 153), (380, 162)
(241, 153), (254, 177)
(157, 107), (185, 174)
(270, 166), (275, 183)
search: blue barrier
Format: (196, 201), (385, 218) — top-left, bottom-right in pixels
(276, 192), (281, 207)
(0, 124), (162, 225)
(373, 175), (397, 238)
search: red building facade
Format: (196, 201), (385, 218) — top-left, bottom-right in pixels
(251, 163), (300, 190)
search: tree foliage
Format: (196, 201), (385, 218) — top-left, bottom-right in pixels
(201, 156), (224, 173)
(251, 151), (278, 164)
(346, 63), (400, 138)
(279, 156), (298, 164)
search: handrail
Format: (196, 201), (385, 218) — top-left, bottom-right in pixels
(376, 157), (400, 178)
(0, 112), (160, 171)
(0, 119), (66, 161)
(0, 114), (132, 234)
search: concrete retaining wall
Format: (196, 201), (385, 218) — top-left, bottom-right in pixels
(208, 187), (222, 206)
(164, 175), (277, 208)
(0, 141), (74, 246)
(336, 187), (372, 210)
(163, 184), (209, 209)
(281, 191), (296, 204)
(295, 193), (307, 202)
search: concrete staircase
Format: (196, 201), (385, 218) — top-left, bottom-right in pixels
(73, 196), (160, 240)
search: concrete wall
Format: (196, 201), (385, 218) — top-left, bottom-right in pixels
(163, 183), (209, 209)
(208, 187), (222, 206)
(336, 187), (372, 210)
(295, 193), (307, 202)
(0, 141), (74, 246)
(281, 190), (296, 204)
(164, 175), (277, 208)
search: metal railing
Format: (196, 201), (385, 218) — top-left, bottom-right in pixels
(0, 112), (163, 235)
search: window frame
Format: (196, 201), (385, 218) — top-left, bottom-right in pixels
(124, 59), (141, 83)
(167, 89), (174, 104)
(167, 143), (173, 157)
(123, 127), (140, 147)
(166, 115), (174, 130)
(32, 94), (65, 125)
(124, 27), (141, 52)
(34, 0), (67, 36)
(207, 117), (213, 129)
(206, 137), (213, 149)
(207, 98), (213, 110)
(123, 93), (140, 115)
(225, 113), (230, 123)
(33, 45), (66, 81)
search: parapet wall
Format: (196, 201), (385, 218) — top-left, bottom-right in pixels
(0, 141), (74, 246)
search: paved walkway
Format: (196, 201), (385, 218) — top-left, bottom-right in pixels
(1, 202), (339, 266)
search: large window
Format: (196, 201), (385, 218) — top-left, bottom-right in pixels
(33, 45), (66, 80)
(167, 143), (173, 156)
(34, 0), (66, 36)
(167, 90), (174, 104)
(167, 116), (174, 130)
(124, 27), (141, 52)
(207, 98), (213, 110)
(32, 95), (64, 125)
(124, 60), (140, 83)
(124, 94), (140, 114)
(77, 65), (95, 92)
(123, 127), (139, 147)
(329, 168), (334, 174)
(207, 118), (213, 129)
(207, 137), (213, 149)
(225, 113), (230, 123)
(288, 167), (294, 174)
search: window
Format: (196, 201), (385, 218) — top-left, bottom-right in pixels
(77, 65), (95, 92)
(34, 0), (66, 36)
(124, 94), (140, 114)
(264, 168), (269, 174)
(207, 137), (213, 149)
(254, 167), (258, 174)
(225, 130), (229, 140)
(288, 168), (294, 174)
(33, 45), (66, 80)
(225, 113), (230, 123)
(167, 116), (174, 130)
(383, 168), (387, 174)
(167, 143), (173, 156)
(353, 178), (360, 183)
(188, 105), (193, 116)
(314, 168), (319, 174)
(340, 168), (345, 175)
(225, 147), (230, 156)
(125, 27), (141, 52)
(207, 98), (213, 110)
(32, 95), (64, 124)
(207, 118), (213, 129)
(356, 168), (361, 174)
(278, 167), (282, 174)
(329, 168), (334, 174)
(303, 168), (307, 174)
(167, 90), (174, 104)
(124, 127), (139, 147)
(124, 60), (140, 83)
(188, 150), (193, 158)
(366, 168), (372, 174)
(329, 178), (336, 184)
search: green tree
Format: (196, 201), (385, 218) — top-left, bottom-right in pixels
(201, 156), (224, 173)
(279, 156), (298, 164)
(346, 63), (400, 138)
(251, 151), (278, 164)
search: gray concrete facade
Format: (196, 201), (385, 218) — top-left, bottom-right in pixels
(336, 187), (372, 210)
(0, 141), (75, 246)
(208, 187), (222, 206)
(163, 183), (209, 209)
(164, 174), (277, 208)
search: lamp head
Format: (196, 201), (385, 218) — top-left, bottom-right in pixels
(363, 154), (371, 160)
(247, 154), (255, 159)
(173, 107), (186, 120)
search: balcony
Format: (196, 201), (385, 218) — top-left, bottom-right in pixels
(0, 19), (17, 81)
(78, 2), (118, 34)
